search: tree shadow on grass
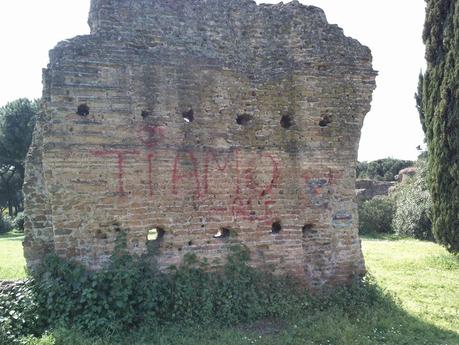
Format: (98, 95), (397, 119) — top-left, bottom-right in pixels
(0, 230), (24, 241)
(158, 301), (459, 345)
(360, 233), (410, 241)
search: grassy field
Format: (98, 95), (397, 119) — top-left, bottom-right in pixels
(1, 233), (458, 344)
(0, 230), (26, 280)
(362, 237), (459, 334)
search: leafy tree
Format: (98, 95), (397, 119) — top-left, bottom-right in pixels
(358, 197), (395, 235)
(0, 98), (38, 216)
(356, 158), (413, 181)
(0, 165), (23, 216)
(419, 0), (459, 253)
(392, 158), (433, 241)
(356, 161), (369, 180)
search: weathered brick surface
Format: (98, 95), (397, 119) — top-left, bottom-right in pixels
(24, 0), (376, 290)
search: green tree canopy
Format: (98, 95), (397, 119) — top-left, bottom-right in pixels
(419, 0), (459, 253)
(0, 98), (38, 177)
(0, 98), (38, 216)
(357, 158), (413, 181)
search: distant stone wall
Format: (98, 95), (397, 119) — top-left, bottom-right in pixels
(23, 0), (376, 290)
(356, 179), (396, 202)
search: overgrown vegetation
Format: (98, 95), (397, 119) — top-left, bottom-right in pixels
(1, 235), (311, 343)
(358, 197), (394, 235)
(0, 214), (13, 234)
(15, 276), (401, 345)
(12, 212), (25, 232)
(419, 0), (459, 253)
(0, 212), (23, 235)
(357, 157), (433, 240)
(0, 280), (42, 343)
(1, 233), (458, 344)
(392, 158), (433, 240)
(356, 158), (413, 181)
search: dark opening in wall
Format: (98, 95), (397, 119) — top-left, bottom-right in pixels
(141, 110), (150, 119)
(76, 104), (90, 116)
(182, 109), (194, 123)
(112, 221), (122, 233)
(147, 227), (165, 241)
(280, 114), (293, 129)
(236, 114), (253, 125)
(302, 224), (314, 236)
(95, 229), (108, 240)
(319, 115), (331, 127)
(271, 221), (282, 234)
(213, 227), (230, 239)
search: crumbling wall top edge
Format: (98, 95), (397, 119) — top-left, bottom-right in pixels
(86, 0), (370, 58)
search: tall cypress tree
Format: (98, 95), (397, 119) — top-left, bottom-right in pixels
(420, 0), (459, 253)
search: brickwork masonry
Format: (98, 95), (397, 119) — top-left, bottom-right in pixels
(23, 0), (376, 290)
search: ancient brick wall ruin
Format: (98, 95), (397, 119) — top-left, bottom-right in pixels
(23, 0), (376, 290)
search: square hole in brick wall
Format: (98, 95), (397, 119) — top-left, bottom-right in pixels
(147, 227), (165, 241)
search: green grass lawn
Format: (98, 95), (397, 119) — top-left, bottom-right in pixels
(2, 234), (458, 344)
(0, 230), (26, 280)
(362, 237), (459, 334)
